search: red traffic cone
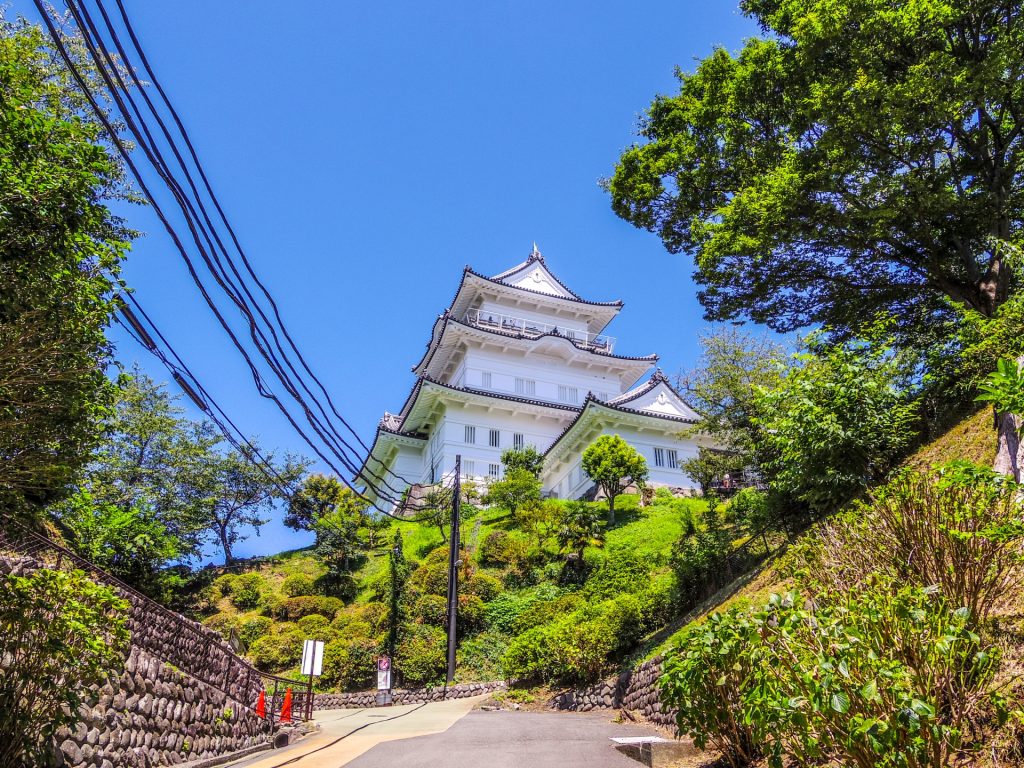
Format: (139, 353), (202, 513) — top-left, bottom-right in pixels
(255, 690), (266, 719)
(280, 687), (293, 723)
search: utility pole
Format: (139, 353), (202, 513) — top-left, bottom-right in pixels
(445, 455), (461, 689)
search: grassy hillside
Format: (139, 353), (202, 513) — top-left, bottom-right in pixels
(197, 490), (715, 690)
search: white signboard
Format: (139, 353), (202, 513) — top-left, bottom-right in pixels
(377, 655), (391, 690)
(301, 639), (324, 677)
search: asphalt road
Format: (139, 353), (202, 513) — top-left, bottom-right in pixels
(343, 709), (666, 768)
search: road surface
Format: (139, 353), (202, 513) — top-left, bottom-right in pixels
(226, 696), (668, 768)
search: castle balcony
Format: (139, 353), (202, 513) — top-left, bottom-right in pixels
(464, 308), (616, 354)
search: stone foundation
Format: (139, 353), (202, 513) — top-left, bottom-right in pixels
(549, 657), (676, 728)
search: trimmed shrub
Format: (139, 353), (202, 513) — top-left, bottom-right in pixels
(238, 616), (273, 647)
(321, 635), (378, 691)
(413, 594), (447, 625)
(466, 572), (502, 602)
(248, 627), (304, 672)
(296, 614), (332, 637)
(479, 530), (529, 567)
(397, 624), (447, 687)
(213, 573), (237, 595)
(230, 573), (264, 610)
(458, 594), (486, 632)
(314, 571), (358, 603)
(275, 595), (345, 621)
(282, 573), (316, 597)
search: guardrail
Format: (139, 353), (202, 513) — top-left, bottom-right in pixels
(0, 515), (313, 725)
(464, 309), (616, 354)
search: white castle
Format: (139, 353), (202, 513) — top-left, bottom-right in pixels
(359, 246), (710, 508)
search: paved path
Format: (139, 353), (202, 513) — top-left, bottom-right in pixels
(345, 708), (665, 768)
(226, 700), (667, 768)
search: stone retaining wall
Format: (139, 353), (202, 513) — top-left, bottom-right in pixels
(313, 681), (507, 710)
(0, 553), (270, 767)
(549, 657), (676, 728)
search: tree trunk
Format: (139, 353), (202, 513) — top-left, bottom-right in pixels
(606, 492), (616, 526)
(221, 531), (233, 565)
(993, 354), (1024, 482)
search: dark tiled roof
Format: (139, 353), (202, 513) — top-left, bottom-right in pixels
(607, 369), (689, 407)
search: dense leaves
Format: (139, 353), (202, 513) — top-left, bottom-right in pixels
(582, 434), (649, 524)
(610, 0), (1024, 341)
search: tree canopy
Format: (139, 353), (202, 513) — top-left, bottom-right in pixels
(609, 0), (1024, 340)
(582, 434), (649, 524)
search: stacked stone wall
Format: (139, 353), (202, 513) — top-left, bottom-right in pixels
(0, 553), (270, 767)
(549, 657), (676, 728)
(313, 681), (506, 710)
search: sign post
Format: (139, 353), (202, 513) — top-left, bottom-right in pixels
(376, 655), (392, 706)
(300, 639), (324, 721)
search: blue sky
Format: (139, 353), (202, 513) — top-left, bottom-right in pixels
(14, 1), (759, 560)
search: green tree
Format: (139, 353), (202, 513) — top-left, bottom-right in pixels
(609, 0), (1024, 341)
(975, 356), (1024, 481)
(202, 442), (307, 565)
(312, 486), (370, 578)
(680, 328), (786, 459)
(582, 435), (648, 524)
(0, 17), (133, 520)
(680, 448), (746, 497)
(484, 467), (542, 518)
(285, 472), (347, 538)
(556, 501), (606, 565)
(385, 530), (409, 666)
(500, 445), (544, 478)
(753, 335), (919, 514)
(0, 568), (129, 768)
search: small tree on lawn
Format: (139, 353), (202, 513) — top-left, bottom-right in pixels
(557, 501), (606, 571)
(582, 435), (648, 525)
(500, 446), (544, 478)
(484, 468), (542, 518)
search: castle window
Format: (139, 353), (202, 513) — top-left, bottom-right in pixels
(513, 432), (524, 450)
(464, 460), (475, 477)
(489, 463), (500, 478)
(515, 377), (536, 396)
(489, 429), (500, 448)
(481, 371), (492, 388)
(667, 449), (678, 469)
(654, 447), (665, 468)
(464, 425), (476, 444)
(558, 385), (578, 403)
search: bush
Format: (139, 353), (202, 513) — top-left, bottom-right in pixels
(230, 573), (264, 610)
(727, 488), (771, 531)
(296, 614), (332, 637)
(661, 582), (1002, 768)
(457, 630), (509, 681)
(321, 635), (378, 690)
(584, 549), (650, 599)
(483, 583), (562, 634)
(248, 625), (304, 671)
(466, 572), (502, 602)
(413, 594), (448, 625)
(397, 624), (447, 687)
(458, 594), (486, 632)
(282, 573), (316, 597)
(0, 568), (130, 768)
(479, 530), (529, 567)
(238, 616), (273, 647)
(787, 462), (1024, 622)
(213, 573), (237, 595)
(275, 595), (345, 621)
(314, 571), (358, 602)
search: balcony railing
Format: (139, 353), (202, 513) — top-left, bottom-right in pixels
(464, 309), (616, 354)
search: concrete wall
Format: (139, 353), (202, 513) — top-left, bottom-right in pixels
(0, 553), (271, 767)
(312, 681), (506, 710)
(549, 657), (676, 729)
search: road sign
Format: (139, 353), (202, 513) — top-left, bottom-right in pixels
(301, 639), (324, 677)
(377, 655), (391, 690)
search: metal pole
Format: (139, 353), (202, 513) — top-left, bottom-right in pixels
(445, 456), (461, 687)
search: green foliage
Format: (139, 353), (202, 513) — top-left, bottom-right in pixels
(53, 492), (183, 599)
(238, 616), (273, 647)
(754, 334), (919, 514)
(500, 445), (545, 478)
(478, 530), (529, 567)
(515, 499), (565, 550)
(229, 573), (264, 610)
(975, 357), (1024, 415)
(583, 549), (650, 600)
(213, 573), (237, 595)
(786, 462), (1024, 623)
(0, 568), (129, 767)
(609, 0), (1024, 340)
(0, 17), (131, 520)
(661, 583), (1001, 768)
(556, 501), (606, 569)
(282, 573), (316, 597)
(296, 614), (333, 638)
(483, 468), (541, 517)
(321, 635), (377, 690)
(670, 508), (732, 608)
(456, 630), (509, 682)
(483, 583), (563, 635)
(465, 572), (502, 602)
(680, 448), (745, 497)
(726, 488), (771, 532)
(275, 595), (345, 621)
(248, 625), (304, 672)
(413, 594), (447, 625)
(582, 435), (649, 524)
(396, 624), (447, 687)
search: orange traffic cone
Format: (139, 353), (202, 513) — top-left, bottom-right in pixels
(255, 690), (266, 719)
(280, 687), (293, 723)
